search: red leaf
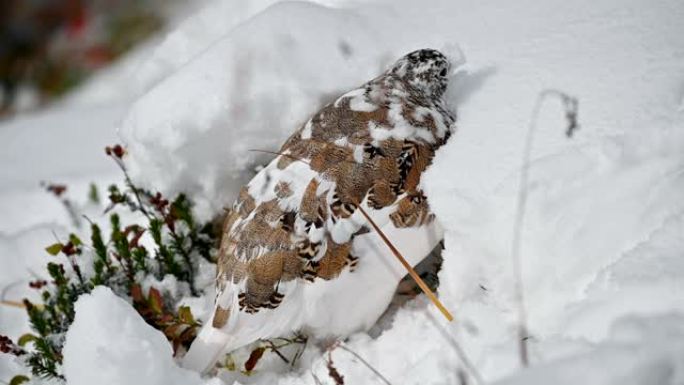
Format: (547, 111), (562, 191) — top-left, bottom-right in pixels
(327, 359), (345, 385)
(130, 284), (144, 303)
(164, 324), (180, 338)
(46, 184), (67, 197)
(105, 144), (126, 158)
(148, 287), (164, 315)
(28, 280), (47, 289)
(244, 347), (266, 372)
(61, 242), (77, 256)
(130, 229), (145, 248)
(177, 325), (196, 343)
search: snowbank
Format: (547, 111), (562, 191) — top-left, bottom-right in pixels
(130, 0), (284, 97)
(62, 286), (220, 385)
(118, 0), (684, 382)
(2, 0), (684, 383)
(494, 314), (684, 385)
(119, 1), (461, 221)
(0, 104), (124, 380)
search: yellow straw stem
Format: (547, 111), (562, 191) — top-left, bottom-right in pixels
(1, 300), (25, 309)
(357, 206), (454, 322)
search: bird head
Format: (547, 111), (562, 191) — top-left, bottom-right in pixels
(389, 49), (450, 99)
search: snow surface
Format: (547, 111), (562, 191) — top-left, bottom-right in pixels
(63, 287), (221, 385)
(493, 314), (684, 385)
(119, 1), (400, 220)
(2, 0), (684, 383)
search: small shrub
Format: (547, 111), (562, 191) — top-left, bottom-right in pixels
(1, 145), (220, 381)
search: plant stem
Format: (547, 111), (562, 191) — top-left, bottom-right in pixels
(511, 89), (578, 367)
(338, 344), (392, 385)
(357, 206), (453, 322)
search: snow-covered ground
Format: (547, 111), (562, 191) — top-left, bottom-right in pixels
(2, 0), (683, 384)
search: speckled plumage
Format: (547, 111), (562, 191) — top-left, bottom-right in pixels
(183, 49), (457, 373)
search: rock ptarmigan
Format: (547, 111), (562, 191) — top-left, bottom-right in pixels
(183, 49), (457, 373)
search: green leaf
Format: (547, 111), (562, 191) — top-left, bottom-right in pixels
(223, 354), (237, 371)
(110, 213), (121, 232)
(47, 262), (67, 285)
(90, 223), (109, 271)
(17, 333), (38, 347)
(88, 183), (100, 204)
(68, 233), (82, 246)
(178, 306), (195, 324)
(45, 243), (63, 256)
(149, 218), (163, 244)
(171, 194), (193, 226)
(10, 375), (30, 385)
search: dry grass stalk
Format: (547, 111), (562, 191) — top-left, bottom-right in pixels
(357, 206), (454, 322)
(512, 89), (579, 366)
(248, 149), (312, 165)
(0, 300), (25, 309)
(337, 343), (392, 385)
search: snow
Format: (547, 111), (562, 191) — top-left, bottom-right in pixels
(62, 286), (220, 385)
(119, 1), (399, 221)
(494, 314), (684, 385)
(2, 0), (684, 383)
(0, 104), (124, 380)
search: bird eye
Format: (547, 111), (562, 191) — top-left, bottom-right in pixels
(439, 68), (447, 77)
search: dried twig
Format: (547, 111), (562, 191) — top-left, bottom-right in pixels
(337, 344), (392, 385)
(1, 280), (26, 309)
(249, 149), (312, 165)
(289, 334), (308, 367)
(457, 368), (469, 385)
(41, 182), (81, 228)
(247, 149), (310, 164)
(110, 156), (153, 221)
(326, 350), (345, 385)
(311, 371), (324, 385)
(291, 346), (305, 367)
(266, 340), (291, 364)
(511, 89), (579, 366)
(424, 312), (484, 385)
(357, 206), (454, 322)
(0, 300), (25, 309)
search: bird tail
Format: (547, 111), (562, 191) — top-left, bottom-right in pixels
(182, 323), (232, 374)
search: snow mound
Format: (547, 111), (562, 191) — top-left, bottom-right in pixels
(119, 1), (462, 220)
(119, 2), (382, 220)
(114, 0), (684, 383)
(131, 0), (284, 97)
(2, 0), (682, 383)
(62, 286), (221, 385)
(494, 314), (684, 385)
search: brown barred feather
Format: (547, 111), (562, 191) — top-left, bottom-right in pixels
(213, 50), (455, 317)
